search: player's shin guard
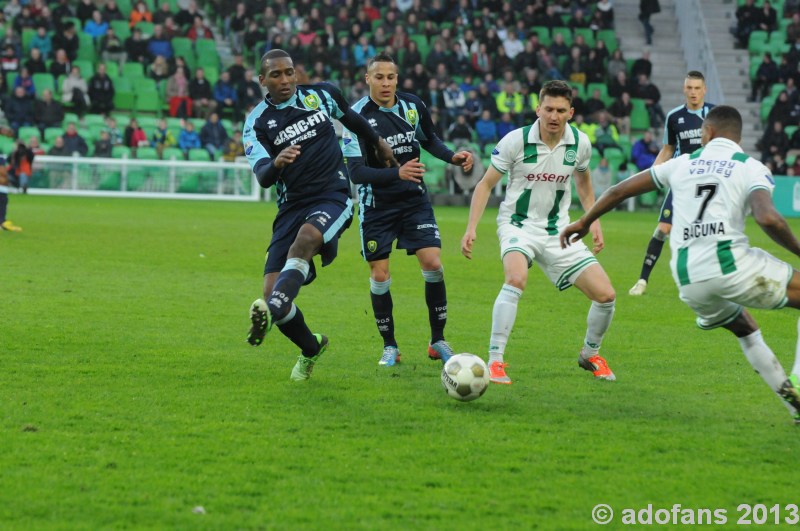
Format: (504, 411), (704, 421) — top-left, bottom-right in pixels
(276, 303), (321, 357)
(267, 258), (310, 321)
(489, 284), (522, 362)
(638, 229), (667, 282)
(370, 277), (396, 348)
(738, 330), (795, 413)
(582, 300), (616, 358)
(423, 267), (447, 344)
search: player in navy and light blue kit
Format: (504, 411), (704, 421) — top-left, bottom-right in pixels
(243, 49), (396, 381)
(342, 52), (474, 367)
(629, 71), (714, 296)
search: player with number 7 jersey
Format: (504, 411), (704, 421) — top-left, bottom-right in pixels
(461, 80), (617, 385)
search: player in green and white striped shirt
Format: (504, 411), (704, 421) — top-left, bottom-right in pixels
(461, 80), (617, 385)
(561, 105), (800, 424)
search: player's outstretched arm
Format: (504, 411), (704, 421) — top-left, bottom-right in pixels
(452, 150), (474, 172)
(750, 189), (800, 257)
(560, 169), (658, 249)
(340, 108), (399, 167)
(461, 165), (503, 260)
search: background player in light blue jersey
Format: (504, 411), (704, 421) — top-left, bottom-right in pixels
(629, 71), (714, 296)
(562, 105), (800, 424)
(343, 52), (474, 367)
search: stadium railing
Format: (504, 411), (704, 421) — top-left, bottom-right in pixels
(27, 154), (264, 201)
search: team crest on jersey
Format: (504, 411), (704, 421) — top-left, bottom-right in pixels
(663, 208), (671, 218)
(244, 141), (253, 156)
(303, 93), (321, 110)
(564, 149), (577, 164)
(367, 240), (377, 252)
(342, 129), (352, 145)
(406, 109), (418, 126)
(510, 237), (518, 244)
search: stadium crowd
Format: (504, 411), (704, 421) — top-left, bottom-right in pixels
(0, 0), (677, 194)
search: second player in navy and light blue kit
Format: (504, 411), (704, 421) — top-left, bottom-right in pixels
(342, 52), (474, 366)
(629, 71), (714, 296)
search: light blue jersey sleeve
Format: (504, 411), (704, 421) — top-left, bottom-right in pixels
(243, 101), (270, 172)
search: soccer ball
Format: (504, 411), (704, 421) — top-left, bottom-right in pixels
(441, 354), (490, 402)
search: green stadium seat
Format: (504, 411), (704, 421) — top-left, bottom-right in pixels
(586, 82), (610, 104)
(74, 60), (94, 79)
(195, 39), (218, 61)
(204, 66), (219, 86)
(64, 112), (79, 125)
(604, 146), (627, 171)
(770, 83), (787, 98)
(596, 29), (618, 53)
(760, 95), (775, 122)
(188, 148), (212, 161)
(573, 27), (595, 48)
(162, 147), (184, 160)
(126, 169), (148, 191)
(134, 90), (162, 114)
(112, 145), (132, 158)
(44, 127), (65, 144)
(630, 98), (651, 131)
(114, 90), (136, 110)
(551, 27), (573, 47)
(77, 34), (96, 62)
(110, 20), (130, 41)
(171, 37), (195, 69)
(32, 73), (55, 96)
(134, 21), (155, 36)
(116, 0), (132, 16)
(0, 135), (15, 154)
(136, 146), (159, 160)
(409, 34), (430, 62)
(99, 172), (121, 191)
(18, 126), (41, 142)
(530, 26), (551, 46)
(748, 31), (769, 55)
(22, 28), (35, 54)
(638, 190), (660, 208)
(122, 62), (145, 78)
(83, 114), (106, 127)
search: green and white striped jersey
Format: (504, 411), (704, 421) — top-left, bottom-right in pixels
(650, 137), (775, 286)
(491, 120), (592, 235)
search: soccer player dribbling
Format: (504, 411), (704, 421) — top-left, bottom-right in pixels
(629, 71), (714, 296)
(342, 52), (474, 367)
(561, 105), (800, 424)
(461, 80), (617, 385)
(242, 49), (396, 381)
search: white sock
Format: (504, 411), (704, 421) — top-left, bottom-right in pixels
(739, 330), (794, 413)
(581, 300), (616, 359)
(793, 318), (800, 377)
(489, 284), (522, 361)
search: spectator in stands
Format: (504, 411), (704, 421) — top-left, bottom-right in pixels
(14, 5), (37, 33)
(147, 24), (173, 60)
(495, 82), (524, 124)
(585, 88), (608, 118)
(353, 35), (376, 70)
(222, 130), (244, 162)
(61, 65), (90, 118)
(30, 26), (51, 60)
(175, 1), (203, 29)
(571, 87), (587, 118)
(88, 63), (115, 115)
(447, 114), (475, 145)
(4, 0), (21, 22)
(595, 0), (615, 28)
(631, 50), (653, 80)
(129, 1), (153, 29)
(514, 40), (538, 73)
(593, 157), (614, 197)
(584, 50), (606, 86)
(13, 67), (35, 99)
(768, 152), (788, 174)
(100, 27), (126, 69)
(1, 26), (21, 60)
(471, 42), (492, 77)
(213, 71), (238, 122)
(631, 129), (660, 171)
(609, 71), (632, 100)
(475, 109), (497, 151)
(639, 0), (661, 45)
(48, 135), (69, 160)
(594, 111), (622, 154)
(49, 48), (70, 78)
(153, 2), (174, 25)
(608, 91), (633, 136)
(34, 89), (64, 133)
(187, 15), (213, 41)
(93, 129), (113, 157)
(788, 13), (800, 44)
(750, 52), (779, 102)
(564, 47), (587, 86)
(84, 10), (109, 42)
(733, 0), (760, 47)
(178, 120), (201, 156)
(768, 90), (795, 128)
(125, 27), (149, 64)
(103, 1), (124, 22)
(148, 55), (170, 83)
(151, 118), (176, 157)
(463, 89), (483, 126)
(27, 136), (44, 157)
(631, 73), (665, 128)
(8, 139), (33, 193)
(548, 32), (570, 61)
(189, 68), (216, 119)
(757, 0), (778, 34)
(62, 122), (88, 156)
(6, 86), (33, 133)
(166, 66), (192, 118)
(124, 118), (148, 150)
(25, 47), (46, 75)
(52, 21), (78, 62)
(536, 47), (562, 80)
(237, 68), (261, 111)
(496, 111), (515, 140)
(104, 117), (123, 145)
(757, 120), (790, 163)
(227, 54), (246, 86)
(1, 44), (19, 74)
(442, 80), (466, 124)
(200, 112), (227, 159)
(75, 0), (95, 26)
(226, 3), (249, 53)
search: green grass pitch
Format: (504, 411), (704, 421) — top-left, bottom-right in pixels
(3, 195), (799, 529)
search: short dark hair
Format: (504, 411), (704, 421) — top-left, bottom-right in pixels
(260, 49), (292, 76)
(704, 105), (742, 139)
(686, 70), (705, 81)
(539, 80), (573, 104)
(367, 51), (396, 70)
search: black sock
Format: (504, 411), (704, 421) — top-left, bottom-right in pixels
(267, 269), (305, 321)
(639, 237), (665, 282)
(0, 193), (7, 222)
(277, 306), (320, 357)
(425, 280), (447, 343)
(370, 290), (396, 347)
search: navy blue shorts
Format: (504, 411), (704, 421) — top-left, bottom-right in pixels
(359, 203), (440, 262)
(658, 189), (673, 224)
(264, 196), (354, 284)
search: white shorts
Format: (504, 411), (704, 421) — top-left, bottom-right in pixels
(677, 247), (793, 329)
(498, 223), (598, 291)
